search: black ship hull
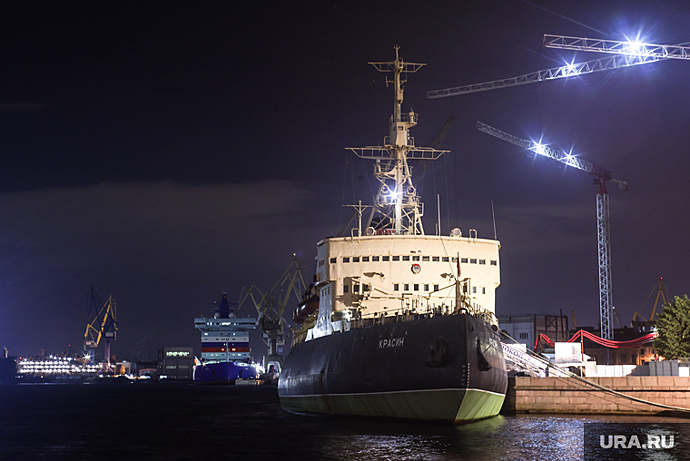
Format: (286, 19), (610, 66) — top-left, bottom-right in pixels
(278, 313), (507, 423)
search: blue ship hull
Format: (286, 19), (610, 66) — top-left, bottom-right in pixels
(193, 361), (258, 383)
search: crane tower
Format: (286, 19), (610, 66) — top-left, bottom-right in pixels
(476, 122), (627, 341)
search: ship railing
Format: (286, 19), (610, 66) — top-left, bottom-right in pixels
(290, 304), (499, 347)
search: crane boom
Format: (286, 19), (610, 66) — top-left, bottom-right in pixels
(427, 54), (660, 99)
(543, 34), (690, 60)
(476, 121), (627, 343)
(475, 122), (628, 190)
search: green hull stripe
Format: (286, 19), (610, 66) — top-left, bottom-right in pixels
(280, 388), (505, 423)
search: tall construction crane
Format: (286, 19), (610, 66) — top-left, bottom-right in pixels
(427, 34), (688, 99)
(476, 121), (627, 342)
(425, 33), (679, 345)
(83, 287), (118, 372)
(238, 257), (309, 372)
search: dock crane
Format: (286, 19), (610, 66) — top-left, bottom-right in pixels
(476, 122), (627, 342)
(83, 287), (118, 373)
(632, 277), (669, 325)
(238, 257), (309, 372)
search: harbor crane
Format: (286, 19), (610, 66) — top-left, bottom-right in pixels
(83, 287), (118, 372)
(238, 257), (309, 372)
(476, 121), (627, 341)
(632, 277), (669, 325)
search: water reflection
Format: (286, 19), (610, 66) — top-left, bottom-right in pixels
(312, 415), (589, 460)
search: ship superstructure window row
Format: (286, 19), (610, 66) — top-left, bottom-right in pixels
(353, 282), (482, 295)
(335, 256), (497, 265)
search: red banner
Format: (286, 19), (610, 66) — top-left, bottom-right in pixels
(535, 330), (657, 350)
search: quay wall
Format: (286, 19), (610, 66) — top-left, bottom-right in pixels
(502, 376), (690, 415)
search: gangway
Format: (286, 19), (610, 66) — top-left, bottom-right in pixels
(501, 339), (570, 377)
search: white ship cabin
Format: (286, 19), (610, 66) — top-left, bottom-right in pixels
(306, 231), (500, 340)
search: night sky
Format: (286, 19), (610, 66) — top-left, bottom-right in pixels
(2, 1), (690, 360)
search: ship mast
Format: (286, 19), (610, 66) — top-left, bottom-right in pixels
(348, 46), (447, 236)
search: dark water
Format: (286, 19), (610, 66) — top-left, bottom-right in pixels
(1, 383), (688, 461)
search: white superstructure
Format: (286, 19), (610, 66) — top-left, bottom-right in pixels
(301, 47), (501, 341)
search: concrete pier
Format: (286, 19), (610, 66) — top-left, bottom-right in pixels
(502, 376), (690, 415)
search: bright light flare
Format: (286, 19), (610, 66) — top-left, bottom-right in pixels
(562, 60), (580, 76)
(564, 149), (578, 166)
